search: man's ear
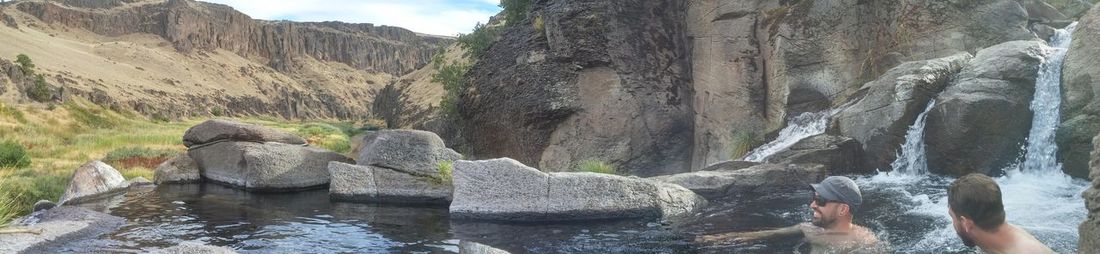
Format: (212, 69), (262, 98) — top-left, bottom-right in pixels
(959, 215), (974, 232)
(838, 204), (850, 216)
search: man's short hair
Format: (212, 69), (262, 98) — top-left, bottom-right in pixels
(948, 173), (1006, 231)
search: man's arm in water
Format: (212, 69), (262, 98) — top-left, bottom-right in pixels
(695, 224), (805, 243)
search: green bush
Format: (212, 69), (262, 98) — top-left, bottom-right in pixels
(15, 54), (34, 76)
(577, 160), (616, 174)
(500, 0), (531, 26)
(0, 140), (31, 168)
(1, 169), (67, 225)
(431, 61), (470, 116)
(456, 23), (502, 59)
(28, 74), (51, 102)
(210, 107), (224, 117)
(435, 160), (454, 185)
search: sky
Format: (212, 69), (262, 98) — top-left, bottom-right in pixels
(201, 0), (502, 36)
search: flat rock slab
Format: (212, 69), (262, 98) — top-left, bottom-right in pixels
(0, 206), (125, 253)
(450, 158), (706, 222)
(328, 162), (452, 204)
(648, 163), (828, 198)
(183, 119), (306, 147)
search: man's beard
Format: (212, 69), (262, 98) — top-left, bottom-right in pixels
(812, 213), (835, 228)
(954, 223), (976, 247)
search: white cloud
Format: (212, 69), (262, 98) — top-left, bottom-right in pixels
(201, 0), (500, 36)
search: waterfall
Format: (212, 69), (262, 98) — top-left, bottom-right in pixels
(1018, 22), (1078, 174)
(890, 100), (936, 176)
(742, 110), (832, 162)
(857, 23), (1087, 252)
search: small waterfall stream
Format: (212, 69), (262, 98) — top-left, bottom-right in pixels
(742, 110), (833, 162)
(890, 100), (936, 176)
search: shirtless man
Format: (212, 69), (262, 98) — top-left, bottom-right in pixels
(948, 173), (1054, 254)
(696, 176), (885, 253)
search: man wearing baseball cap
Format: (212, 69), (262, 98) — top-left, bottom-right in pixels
(697, 176), (885, 253)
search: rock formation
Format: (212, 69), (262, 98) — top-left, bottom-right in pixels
(828, 53), (972, 171)
(450, 158), (707, 221)
(16, 0), (445, 75)
(328, 130), (461, 204)
(764, 134), (865, 174)
(58, 160), (129, 205)
(457, 0), (694, 177)
(1061, 4), (1100, 179)
(648, 163), (827, 198)
(458, 0), (1045, 174)
(1079, 133), (1100, 253)
(184, 120), (353, 191)
(153, 153), (200, 184)
(925, 40), (1048, 176)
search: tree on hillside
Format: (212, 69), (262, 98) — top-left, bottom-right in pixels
(499, 0), (531, 26)
(371, 81), (431, 129)
(15, 54), (34, 75)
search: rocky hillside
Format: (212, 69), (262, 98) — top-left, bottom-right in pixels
(455, 0), (1095, 176)
(0, 0), (450, 119)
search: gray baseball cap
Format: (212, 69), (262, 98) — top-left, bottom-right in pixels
(811, 176), (863, 208)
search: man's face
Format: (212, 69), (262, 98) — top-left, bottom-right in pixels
(810, 193), (837, 228)
(949, 208), (976, 247)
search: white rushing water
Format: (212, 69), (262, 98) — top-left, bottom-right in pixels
(890, 100), (936, 176)
(858, 23), (1087, 253)
(742, 110), (833, 162)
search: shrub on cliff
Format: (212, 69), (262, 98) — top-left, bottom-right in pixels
(28, 74), (51, 102)
(457, 22), (501, 59)
(15, 53), (34, 76)
(500, 0), (531, 26)
(431, 61), (469, 116)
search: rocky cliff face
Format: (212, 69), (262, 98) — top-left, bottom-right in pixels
(16, 0), (446, 75)
(460, 0), (1062, 175)
(1061, 4), (1100, 179)
(458, 0), (693, 176)
(0, 0), (450, 120)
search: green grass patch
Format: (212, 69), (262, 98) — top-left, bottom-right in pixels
(0, 140), (31, 168)
(577, 160), (616, 174)
(0, 168), (68, 226)
(64, 102), (117, 129)
(295, 123), (351, 154)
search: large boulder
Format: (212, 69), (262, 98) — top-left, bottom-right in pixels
(450, 158), (706, 221)
(328, 162), (451, 204)
(182, 119), (306, 147)
(1061, 5), (1100, 179)
(829, 53), (972, 171)
(58, 161), (129, 205)
(764, 134), (864, 174)
(154, 153), (200, 184)
(189, 141), (353, 191)
(357, 130), (461, 176)
(648, 163), (827, 198)
(925, 40), (1048, 176)
(1079, 133), (1100, 253)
